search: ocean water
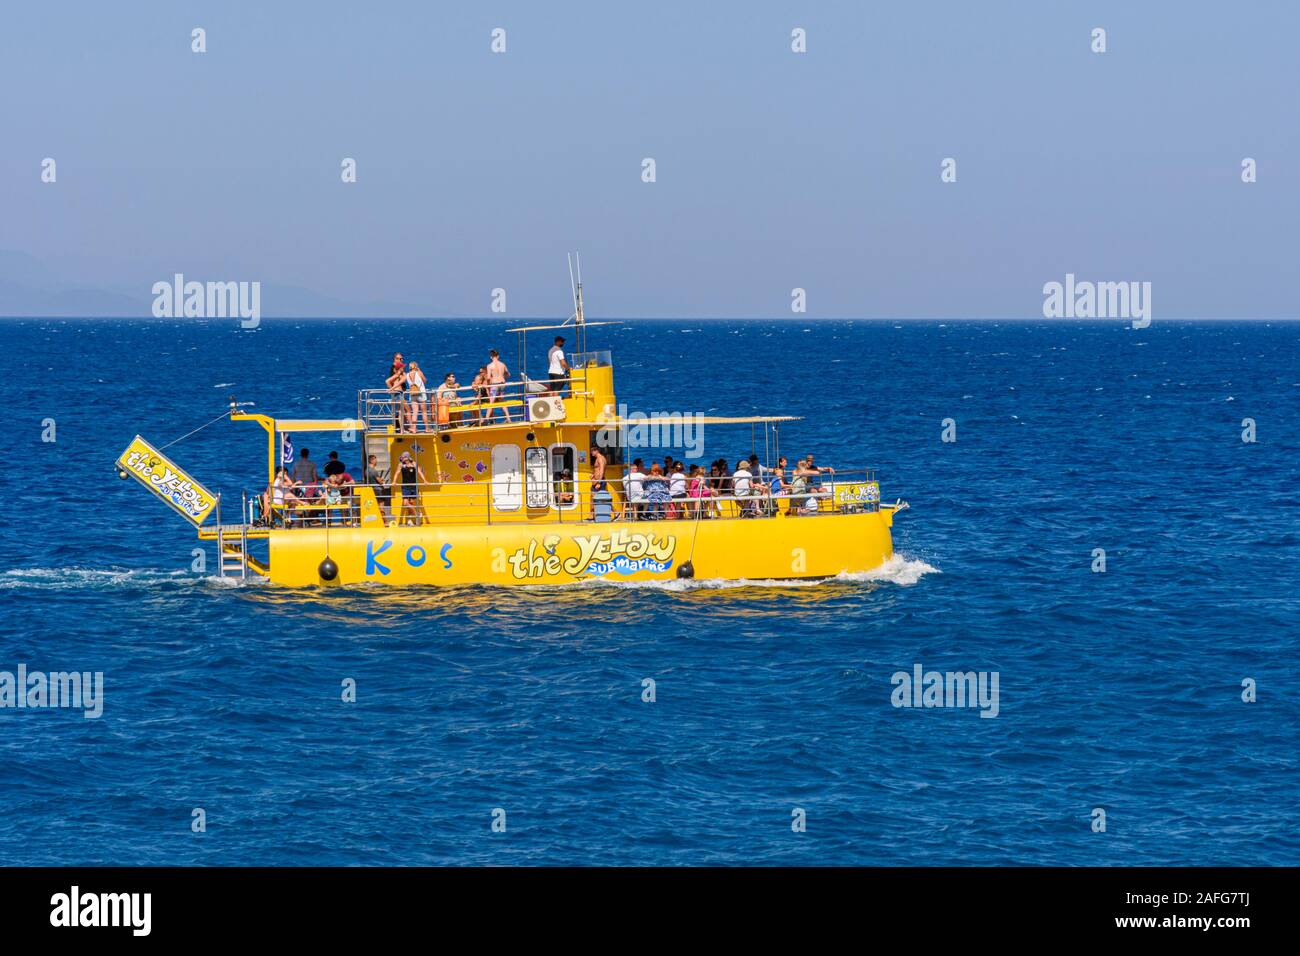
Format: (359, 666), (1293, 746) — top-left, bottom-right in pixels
(1, 318), (1296, 866)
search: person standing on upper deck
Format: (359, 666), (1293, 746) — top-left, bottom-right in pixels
(548, 336), (570, 396)
(485, 349), (513, 423)
(291, 447), (319, 487)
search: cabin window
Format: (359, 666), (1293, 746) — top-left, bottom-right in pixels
(491, 444), (522, 511)
(524, 446), (551, 509)
(549, 443), (577, 510)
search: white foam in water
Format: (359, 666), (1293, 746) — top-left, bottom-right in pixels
(0, 567), (260, 591)
(554, 554), (940, 592)
(833, 554), (940, 586)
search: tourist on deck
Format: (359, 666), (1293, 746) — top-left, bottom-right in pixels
(436, 372), (460, 427)
(365, 454), (391, 524)
(802, 453), (835, 485)
(323, 451), (345, 478)
(485, 349), (513, 423)
(470, 366), (489, 424)
(291, 447), (319, 486)
(263, 467), (302, 526)
(556, 469), (575, 505)
(669, 461), (687, 518)
(732, 459), (754, 496)
(395, 451), (428, 526)
(548, 336), (570, 395)
(321, 474), (347, 526)
(687, 464), (712, 519)
(643, 462), (671, 520)
(622, 459), (646, 520)
(386, 354), (408, 431)
(406, 361), (430, 432)
(336, 463), (357, 524)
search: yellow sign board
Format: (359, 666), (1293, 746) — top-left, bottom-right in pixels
(834, 481), (880, 508)
(116, 435), (218, 526)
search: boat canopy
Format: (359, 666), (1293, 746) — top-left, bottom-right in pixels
(504, 321), (618, 333)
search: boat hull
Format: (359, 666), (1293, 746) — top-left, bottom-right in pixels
(266, 510), (896, 586)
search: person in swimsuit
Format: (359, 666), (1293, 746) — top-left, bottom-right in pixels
(406, 361), (429, 432)
(587, 444), (608, 520)
(470, 366), (489, 424)
(485, 349), (513, 423)
(385, 353), (408, 432)
(395, 451), (428, 526)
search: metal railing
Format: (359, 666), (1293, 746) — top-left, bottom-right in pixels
(252, 467), (883, 529)
(358, 374), (584, 434)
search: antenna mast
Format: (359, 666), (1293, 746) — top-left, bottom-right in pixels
(568, 252), (586, 354)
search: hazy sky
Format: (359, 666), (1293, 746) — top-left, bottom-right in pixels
(1, 1), (1296, 318)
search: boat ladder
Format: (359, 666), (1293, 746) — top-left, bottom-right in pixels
(216, 524), (258, 580)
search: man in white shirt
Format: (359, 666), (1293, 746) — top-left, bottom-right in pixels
(623, 459), (645, 521)
(732, 460), (753, 497)
(547, 336), (570, 396)
(669, 462), (687, 516)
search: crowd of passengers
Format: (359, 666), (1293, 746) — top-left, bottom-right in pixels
(385, 338), (569, 433)
(618, 454), (835, 520)
(258, 442), (837, 527)
(258, 444), (430, 528)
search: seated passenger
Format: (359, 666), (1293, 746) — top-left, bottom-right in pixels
(687, 464), (713, 519)
(268, 467), (302, 525)
(556, 469), (575, 504)
(643, 463), (671, 520)
(322, 474), (346, 526)
(732, 459), (753, 496)
(622, 459), (646, 520)
(669, 461), (687, 518)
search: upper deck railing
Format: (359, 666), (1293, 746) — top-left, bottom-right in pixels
(358, 373), (584, 434)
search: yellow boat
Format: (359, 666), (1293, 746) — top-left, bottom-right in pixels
(117, 272), (907, 587)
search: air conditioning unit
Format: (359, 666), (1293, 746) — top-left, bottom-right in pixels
(527, 396), (566, 423)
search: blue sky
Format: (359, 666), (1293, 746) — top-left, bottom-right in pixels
(1, 1), (1296, 318)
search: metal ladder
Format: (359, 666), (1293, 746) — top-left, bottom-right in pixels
(216, 524), (250, 581)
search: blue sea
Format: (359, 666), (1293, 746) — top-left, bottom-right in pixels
(1, 318), (1296, 866)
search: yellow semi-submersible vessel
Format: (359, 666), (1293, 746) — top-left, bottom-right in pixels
(116, 275), (906, 587)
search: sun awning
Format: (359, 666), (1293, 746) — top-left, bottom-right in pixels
(563, 415), (802, 426)
(271, 419), (364, 431)
(504, 321), (619, 333)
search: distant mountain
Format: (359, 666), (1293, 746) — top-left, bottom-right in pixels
(0, 249), (458, 318)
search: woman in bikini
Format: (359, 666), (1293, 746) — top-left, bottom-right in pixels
(385, 353), (409, 432)
(395, 451), (429, 526)
(406, 360), (429, 432)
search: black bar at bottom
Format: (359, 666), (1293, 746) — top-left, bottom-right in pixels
(0, 866), (1281, 940)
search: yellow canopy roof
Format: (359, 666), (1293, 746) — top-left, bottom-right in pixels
(565, 415), (802, 426)
(271, 419), (363, 431)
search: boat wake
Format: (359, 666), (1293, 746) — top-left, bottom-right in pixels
(0, 556), (937, 594)
(0, 567), (261, 591)
(554, 554), (940, 592)
(834, 554), (940, 586)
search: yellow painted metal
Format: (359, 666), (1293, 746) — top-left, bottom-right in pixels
(267, 509), (895, 586)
